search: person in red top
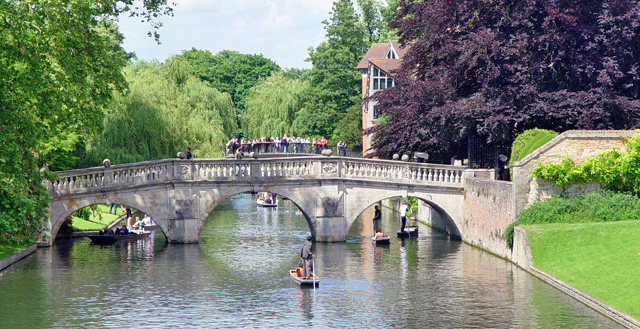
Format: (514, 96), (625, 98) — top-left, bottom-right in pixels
(320, 137), (327, 150)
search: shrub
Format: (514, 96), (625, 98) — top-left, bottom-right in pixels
(531, 133), (640, 192)
(510, 129), (558, 164)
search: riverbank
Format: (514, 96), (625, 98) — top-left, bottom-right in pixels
(0, 244), (37, 272)
(514, 223), (640, 328)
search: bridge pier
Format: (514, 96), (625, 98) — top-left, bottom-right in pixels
(315, 217), (348, 242)
(166, 218), (200, 243)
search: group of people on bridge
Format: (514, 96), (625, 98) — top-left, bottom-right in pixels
(226, 136), (347, 156)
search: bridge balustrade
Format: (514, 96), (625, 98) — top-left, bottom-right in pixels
(48, 157), (464, 196)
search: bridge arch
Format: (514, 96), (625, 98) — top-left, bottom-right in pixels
(48, 197), (169, 241)
(346, 191), (462, 238)
(195, 187), (316, 239)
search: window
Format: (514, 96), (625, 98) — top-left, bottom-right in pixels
(373, 105), (379, 120)
(371, 69), (394, 91)
(385, 49), (396, 59)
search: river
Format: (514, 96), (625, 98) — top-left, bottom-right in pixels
(0, 194), (623, 328)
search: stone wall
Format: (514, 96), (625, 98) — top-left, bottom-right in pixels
(462, 177), (516, 259)
(511, 130), (636, 215)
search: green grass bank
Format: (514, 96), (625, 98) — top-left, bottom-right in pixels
(69, 204), (123, 231)
(524, 221), (640, 320)
(0, 242), (32, 261)
(510, 191), (640, 321)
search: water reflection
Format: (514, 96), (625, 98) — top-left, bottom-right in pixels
(0, 194), (624, 328)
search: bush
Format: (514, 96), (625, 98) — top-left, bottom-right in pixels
(531, 133), (640, 192)
(505, 191), (640, 248)
(510, 128), (558, 164)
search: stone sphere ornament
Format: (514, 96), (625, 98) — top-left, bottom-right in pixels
(401, 154), (410, 162)
(250, 152), (258, 159)
(321, 149), (333, 156)
(392, 153), (400, 160)
(103, 159), (111, 168)
(177, 152), (186, 159)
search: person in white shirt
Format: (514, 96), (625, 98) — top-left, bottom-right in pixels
(399, 200), (408, 232)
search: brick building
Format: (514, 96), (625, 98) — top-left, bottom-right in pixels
(356, 40), (410, 156)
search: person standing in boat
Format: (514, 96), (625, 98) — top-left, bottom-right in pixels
(121, 205), (133, 229)
(300, 236), (314, 279)
(373, 205), (381, 233)
(399, 200), (408, 232)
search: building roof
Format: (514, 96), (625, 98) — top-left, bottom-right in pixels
(356, 40), (411, 75)
(356, 43), (388, 70)
(370, 59), (401, 77)
(389, 40), (410, 58)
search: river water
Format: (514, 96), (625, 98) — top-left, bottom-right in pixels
(0, 195), (623, 328)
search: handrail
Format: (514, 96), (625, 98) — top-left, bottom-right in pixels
(47, 157), (465, 195)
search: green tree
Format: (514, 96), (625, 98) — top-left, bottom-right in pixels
(300, 0), (367, 138)
(241, 72), (309, 138)
(0, 1), (172, 246)
(378, 0), (399, 42)
(82, 60), (236, 166)
(332, 103), (363, 152)
(357, 0), (382, 43)
(175, 48), (281, 114)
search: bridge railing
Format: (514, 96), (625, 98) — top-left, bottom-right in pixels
(48, 157), (464, 195)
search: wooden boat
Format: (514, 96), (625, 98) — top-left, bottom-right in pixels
(289, 269), (319, 287)
(396, 226), (419, 238)
(87, 231), (151, 244)
(372, 235), (391, 245)
(256, 199), (278, 207)
(132, 224), (157, 230)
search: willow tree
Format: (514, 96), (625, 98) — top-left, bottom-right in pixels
(82, 60), (236, 166)
(0, 1), (172, 246)
(241, 71), (309, 138)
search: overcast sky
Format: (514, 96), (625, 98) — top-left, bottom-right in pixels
(117, 0), (336, 69)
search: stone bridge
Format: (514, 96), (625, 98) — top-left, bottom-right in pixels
(46, 156), (466, 244)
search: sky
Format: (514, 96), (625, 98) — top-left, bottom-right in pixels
(117, 0), (336, 69)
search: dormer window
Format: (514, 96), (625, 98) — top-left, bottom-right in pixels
(385, 49), (396, 59)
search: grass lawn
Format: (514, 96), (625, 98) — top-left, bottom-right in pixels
(523, 221), (640, 320)
(0, 242), (32, 261)
(71, 204), (123, 231)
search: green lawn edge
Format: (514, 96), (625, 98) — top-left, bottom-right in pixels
(523, 221), (640, 320)
(0, 242), (32, 261)
(70, 204), (123, 231)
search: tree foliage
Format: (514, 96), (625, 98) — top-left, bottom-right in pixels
(175, 48), (281, 113)
(300, 0), (368, 138)
(0, 0), (172, 245)
(82, 60), (236, 166)
(369, 0), (640, 160)
(241, 72), (309, 138)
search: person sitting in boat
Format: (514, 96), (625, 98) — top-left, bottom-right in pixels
(375, 230), (385, 238)
(300, 236), (314, 279)
(118, 225), (129, 235)
(132, 217), (145, 230)
(142, 214), (154, 226)
(295, 263), (304, 277)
